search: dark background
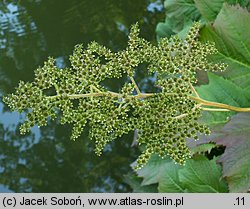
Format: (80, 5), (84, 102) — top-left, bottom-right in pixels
(0, 0), (164, 192)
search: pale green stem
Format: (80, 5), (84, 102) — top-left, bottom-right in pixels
(48, 91), (156, 100)
(47, 83), (250, 113)
(90, 85), (102, 93)
(200, 107), (230, 112)
(190, 95), (250, 112)
(129, 76), (141, 94)
(174, 104), (201, 119)
(53, 83), (60, 94)
(189, 82), (199, 98)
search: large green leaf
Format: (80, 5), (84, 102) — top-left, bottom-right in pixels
(124, 173), (158, 193)
(190, 143), (216, 155)
(163, 0), (200, 21)
(225, 0), (250, 11)
(192, 113), (250, 192)
(196, 4), (250, 192)
(156, 0), (249, 39)
(133, 155), (227, 193)
(179, 155), (228, 192)
(200, 4), (250, 91)
(156, 0), (201, 39)
(194, 0), (224, 21)
(157, 0), (250, 39)
(157, 161), (185, 192)
(196, 72), (250, 127)
(212, 113), (250, 192)
(193, 0), (249, 22)
(135, 155), (184, 192)
(197, 73), (250, 108)
(215, 6), (250, 61)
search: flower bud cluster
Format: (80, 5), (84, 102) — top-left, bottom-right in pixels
(3, 22), (224, 169)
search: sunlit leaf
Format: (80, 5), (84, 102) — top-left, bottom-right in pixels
(194, 0), (224, 21)
(135, 155), (185, 192)
(156, 0), (201, 39)
(196, 72), (250, 127)
(179, 155), (228, 192)
(132, 155), (227, 193)
(200, 4), (250, 91)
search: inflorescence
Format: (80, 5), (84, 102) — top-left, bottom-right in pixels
(3, 22), (226, 169)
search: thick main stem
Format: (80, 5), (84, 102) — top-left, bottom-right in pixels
(189, 96), (250, 112)
(48, 91), (156, 100)
(48, 83), (250, 112)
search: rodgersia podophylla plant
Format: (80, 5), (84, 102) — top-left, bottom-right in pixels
(3, 22), (228, 169)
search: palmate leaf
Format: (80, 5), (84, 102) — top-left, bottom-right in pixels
(123, 173), (158, 193)
(210, 113), (250, 192)
(200, 3), (250, 91)
(132, 154), (227, 193)
(194, 5), (250, 192)
(197, 5), (250, 192)
(196, 113), (250, 192)
(156, 1), (249, 39)
(196, 72), (250, 128)
(195, 71), (250, 192)
(188, 70), (250, 193)
(156, 0), (201, 39)
(189, 143), (216, 155)
(156, 0), (229, 39)
(193, 0), (250, 22)
(134, 155), (184, 192)
(194, 0), (224, 22)
(179, 155), (228, 192)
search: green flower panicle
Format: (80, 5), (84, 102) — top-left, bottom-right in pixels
(3, 22), (226, 169)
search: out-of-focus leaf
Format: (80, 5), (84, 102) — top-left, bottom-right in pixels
(163, 0), (200, 21)
(200, 4), (250, 91)
(157, 1), (250, 39)
(179, 155), (228, 192)
(124, 173), (158, 193)
(156, 0), (201, 39)
(156, 22), (175, 39)
(196, 72), (250, 127)
(194, 0), (224, 21)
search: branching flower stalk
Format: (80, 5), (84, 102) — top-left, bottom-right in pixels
(190, 96), (250, 112)
(4, 22), (248, 169)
